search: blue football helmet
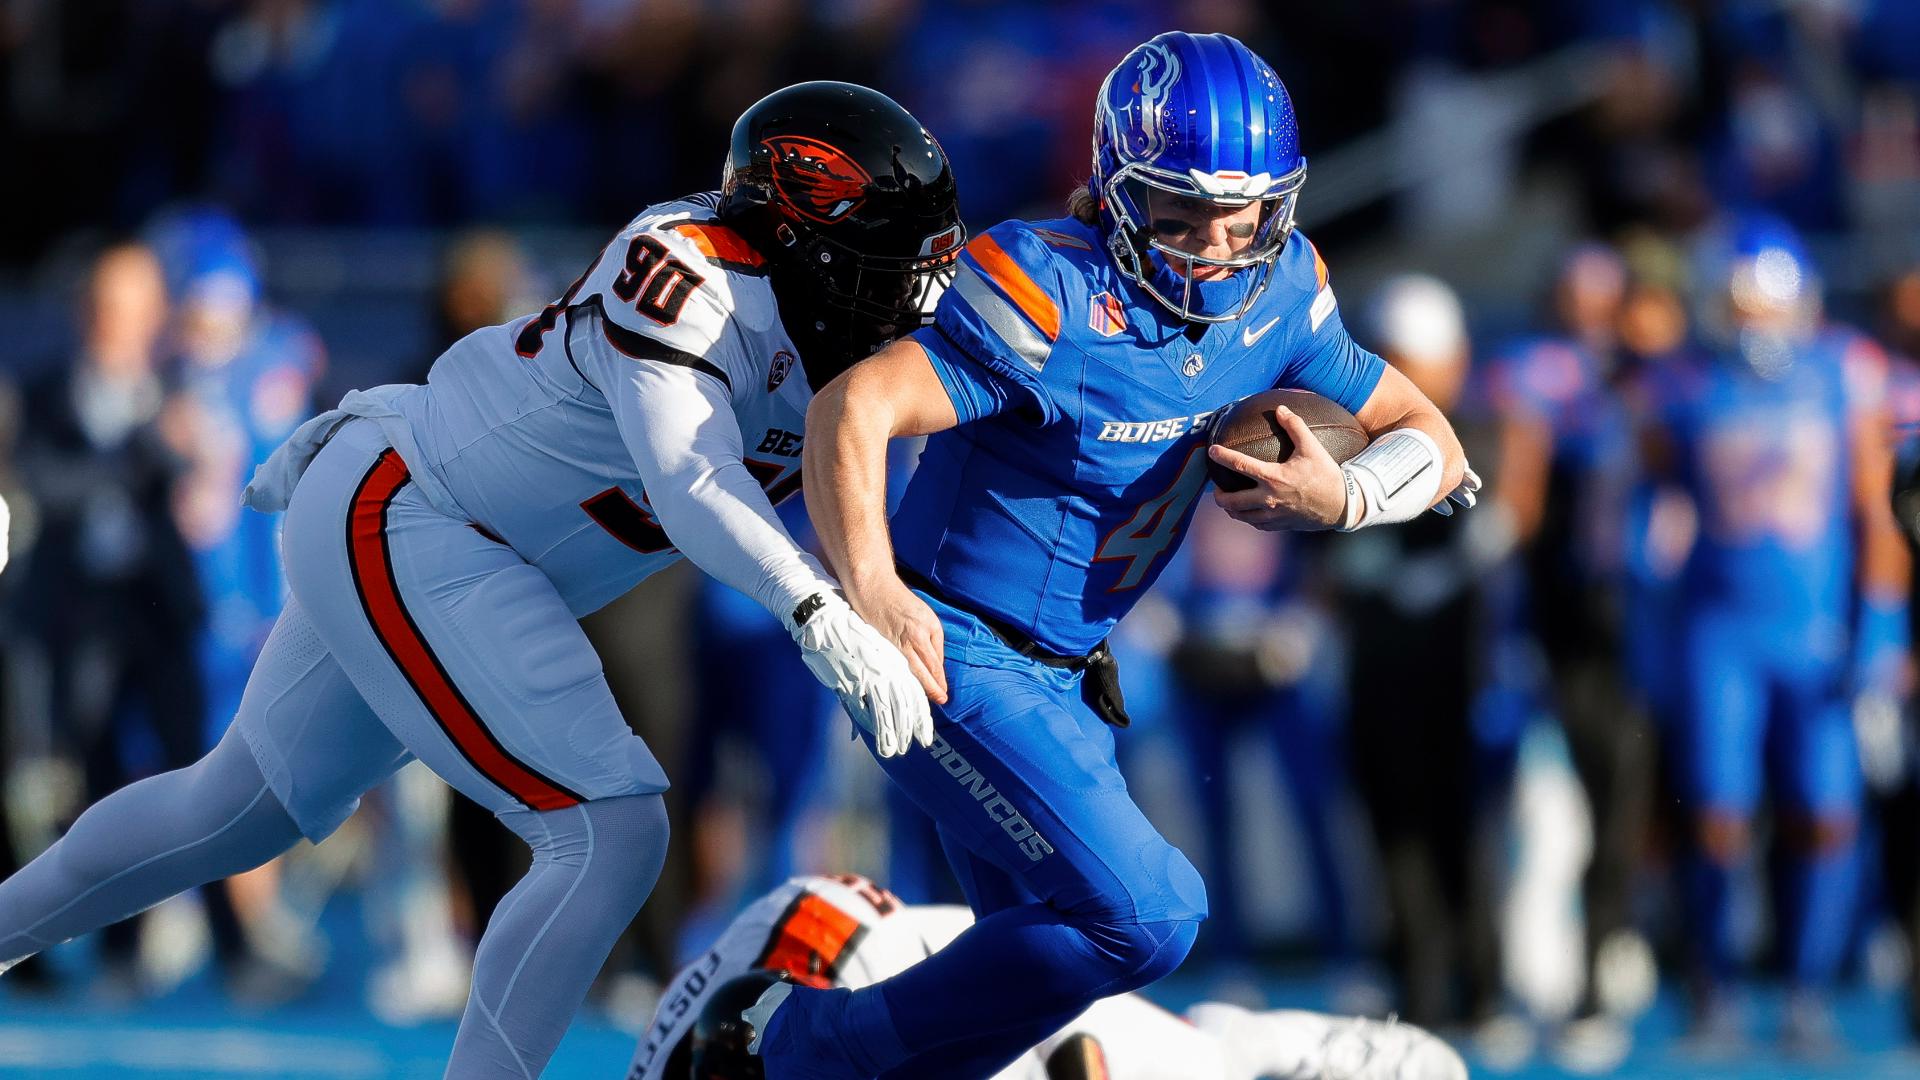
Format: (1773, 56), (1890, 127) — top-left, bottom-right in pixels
(1091, 31), (1306, 323)
(1695, 211), (1821, 374)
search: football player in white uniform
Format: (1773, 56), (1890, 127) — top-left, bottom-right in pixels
(0, 82), (956, 1078)
(628, 873), (1468, 1080)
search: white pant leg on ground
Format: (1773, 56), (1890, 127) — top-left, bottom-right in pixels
(1034, 993), (1232, 1080)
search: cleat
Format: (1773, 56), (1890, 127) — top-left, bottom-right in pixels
(1044, 1032), (1112, 1080)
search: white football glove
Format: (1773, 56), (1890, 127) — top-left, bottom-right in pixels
(786, 592), (934, 758)
(1429, 463), (1482, 517)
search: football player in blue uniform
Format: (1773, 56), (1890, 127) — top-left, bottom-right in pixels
(1645, 215), (1909, 1048)
(746, 32), (1476, 1079)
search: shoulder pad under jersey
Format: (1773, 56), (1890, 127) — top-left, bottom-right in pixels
(1268, 230), (1337, 333)
(936, 219), (1071, 380)
(579, 198), (781, 395)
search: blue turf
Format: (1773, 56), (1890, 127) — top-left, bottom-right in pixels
(2, 895), (1916, 1078)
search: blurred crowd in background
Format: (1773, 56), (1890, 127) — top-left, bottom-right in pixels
(5, 0), (1920, 1075)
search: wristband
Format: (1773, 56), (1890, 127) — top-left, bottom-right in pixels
(1337, 427), (1445, 531)
(789, 592), (829, 632)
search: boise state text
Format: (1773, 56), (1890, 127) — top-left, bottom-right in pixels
(892, 214), (1386, 654)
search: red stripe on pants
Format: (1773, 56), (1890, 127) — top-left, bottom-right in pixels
(346, 450), (583, 812)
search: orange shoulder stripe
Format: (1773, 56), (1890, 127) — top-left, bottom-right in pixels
(967, 234), (1060, 341)
(756, 893), (864, 989)
(670, 223), (765, 268)
(1307, 238), (1329, 290)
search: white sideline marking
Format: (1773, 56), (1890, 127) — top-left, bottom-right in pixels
(0, 1024), (391, 1075)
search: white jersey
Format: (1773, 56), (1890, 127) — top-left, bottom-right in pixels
(626, 875), (1465, 1080)
(252, 193), (836, 623)
(627, 875), (1001, 1080)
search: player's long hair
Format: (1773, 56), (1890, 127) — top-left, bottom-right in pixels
(1067, 184), (1099, 226)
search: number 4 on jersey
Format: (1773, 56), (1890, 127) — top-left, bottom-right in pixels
(1093, 446), (1211, 590)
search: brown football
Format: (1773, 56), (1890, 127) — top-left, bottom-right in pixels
(1207, 388), (1369, 491)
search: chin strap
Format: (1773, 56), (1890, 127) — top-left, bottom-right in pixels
(1336, 427), (1446, 532)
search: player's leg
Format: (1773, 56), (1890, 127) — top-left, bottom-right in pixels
(870, 833), (1082, 1080)
(755, 657), (1206, 1079)
(1174, 690), (1249, 962)
(1347, 647), (1461, 1026)
(279, 425), (671, 1077)
(1554, 648), (1654, 1016)
(451, 794), (668, 1074)
(0, 598), (400, 969)
(1770, 659), (1862, 1043)
(1268, 683), (1355, 965)
(1675, 613), (1764, 1018)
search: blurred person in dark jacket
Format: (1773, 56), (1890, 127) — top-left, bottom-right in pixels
(1485, 245), (1657, 1064)
(8, 242), (209, 996)
(1333, 274), (1513, 1034)
(1159, 501), (1355, 983)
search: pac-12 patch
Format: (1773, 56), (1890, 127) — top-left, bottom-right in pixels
(1088, 292), (1126, 337)
(768, 349), (795, 391)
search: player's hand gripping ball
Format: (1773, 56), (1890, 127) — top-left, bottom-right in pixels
(1205, 389), (1368, 491)
(1206, 390), (1369, 531)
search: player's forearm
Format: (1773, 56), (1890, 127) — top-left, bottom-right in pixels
(1389, 403), (1466, 500)
(1354, 367), (1467, 501)
(649, 461), (838, 621)
(608, 355), (837, 623)
(1854, 416), (1912, 599)
(803, 369), (901, 602)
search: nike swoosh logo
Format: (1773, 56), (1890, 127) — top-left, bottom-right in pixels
(1242, 315), (1281, 347)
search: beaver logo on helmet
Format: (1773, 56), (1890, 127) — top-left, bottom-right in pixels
(763, 135), (872, 224)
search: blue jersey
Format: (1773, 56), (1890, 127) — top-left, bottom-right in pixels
(1653, 329), (1878, 623)
(893, 217), (1384, 654)
(1485, 336), (1635, 593)
(182, 312), (324, 627)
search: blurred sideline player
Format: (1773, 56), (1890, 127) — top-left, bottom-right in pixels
(157, 209), (329, 995)
(1641, 214), (1910, 1049)
(676, 496), (837, 959)
(6, 243), (209, 993)
(1876, 268), (1920, 1039)
(1484, 246), (1657, 1054)
(768, 32), (1475, 1079)
(1154, 500), (1354, 976)
(1331, 275), (1511, 1031)
(0, 82), (950, 1078)
(627, 873), (1466, 1080)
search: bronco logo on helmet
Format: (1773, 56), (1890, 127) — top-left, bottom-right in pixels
(763, 135), (873, 224)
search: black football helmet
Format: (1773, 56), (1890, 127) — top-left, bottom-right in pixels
(720, 81), (964, 383)
(681, 970), (789, 1079)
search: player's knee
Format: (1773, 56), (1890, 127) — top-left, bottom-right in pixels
(509, 792), (670, 899)
(1084, 915), (1201, 994)
(1088, 846), (1207, 990)
(1694, 810), (1750, 865)
(602, 787), (679, 887)
(1779, 810), (1857, 857)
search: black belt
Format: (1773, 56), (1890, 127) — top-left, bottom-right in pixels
(895, 564), (1131, 727)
